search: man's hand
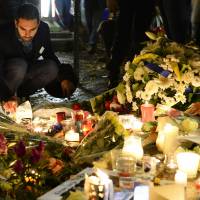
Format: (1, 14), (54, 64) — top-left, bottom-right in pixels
(61, 80), (76, 98)
(3, 97), (18, 113)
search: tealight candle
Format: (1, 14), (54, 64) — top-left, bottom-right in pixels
(123, 136), (143, 160)
(176, 152), (200, 179)
(119, 115), (143, 131)
(119, 114), (137, 130)
(65, 129), (79, 142)
(81, 119), (93, 136)
(140, 103), (155, 122)
(175, 170), (187, 186)
(132, 119), (143, 132)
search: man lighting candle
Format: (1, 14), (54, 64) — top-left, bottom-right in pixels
(0, 3), (77, 113)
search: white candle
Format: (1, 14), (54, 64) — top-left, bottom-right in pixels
(176, 152), (200, 179)
(132, 119), (143, 132)
(123, 136), (143, 160)
(175, 170), (187, 186)
(163, 124), (179, 155)
(64, 129), (79, 142)
(119, 114), (137, 129)
(156, 123), (179, 153)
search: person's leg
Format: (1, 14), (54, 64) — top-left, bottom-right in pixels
(45, 64), (77, 98)
(107, 1), (135, 87)
(84, 0), (93, 36)
(2, 58), (28, 96)
(98, 19), (117, 59)
(17, 60), (59, 97)
(88, 6), (104, 48)
(55, 0), (66, 29)
(131, 0), (155, 58)
(159, 0), (191, 43)
(191, 0), (200, 44)
(62, 0), (73, 29)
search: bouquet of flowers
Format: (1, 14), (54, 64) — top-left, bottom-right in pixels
(0, 131), (81, 200)
(116, 32), (200, 112)
(73, 111), (128, 164)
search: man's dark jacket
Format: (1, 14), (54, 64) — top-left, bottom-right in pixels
(0, 21), (60, 63)
(0, 21), (76, 98)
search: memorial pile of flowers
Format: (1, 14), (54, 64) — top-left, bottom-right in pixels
(90, 33), (200, 115)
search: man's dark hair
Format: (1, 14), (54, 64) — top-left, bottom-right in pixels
(16, 3), (40, 22)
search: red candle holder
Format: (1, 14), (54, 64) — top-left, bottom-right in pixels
(56, 112), (66, 123)
(140, 103), (155, 122)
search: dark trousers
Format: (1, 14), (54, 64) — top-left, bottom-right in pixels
(158, 0), (191, 43)
(84, 0), (106, 45)
(108, 0), (155, 77)
(55, 0), (73, 29)
(107, 0), (191, 80)
(0, 58), (59, 100)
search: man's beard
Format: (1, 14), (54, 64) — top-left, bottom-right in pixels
(21, 37), (33, 42)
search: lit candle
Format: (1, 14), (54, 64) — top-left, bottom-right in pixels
(176, 152), (200, 179)
(119, 115), (143, 131)
(119, 114), (137, 129)
(34, 126), (43, 133)
(156, 123), (179, 153)
(123, 136), (143, 160)
(132, 119), (143, 132)
(163, 124), (179, 155)
(81, 119), (93, 136)
(140, 102), (155, 122)
(175, 170), (187, 186)
(65, 129), (79, 142)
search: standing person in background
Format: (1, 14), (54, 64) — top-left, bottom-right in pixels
(106, 0), (192, 89)
(158, 0), (191, 44)
(191, 0), (200, 45)
(106, 0), (155, 88)
(55, 0), (74, 31)
(84, 0), (106, 54)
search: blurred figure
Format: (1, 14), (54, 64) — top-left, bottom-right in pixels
(106, 0), (155, 88)
(98, 9), (117, 60)
(84, 0), (106, 54)
(106, 0), (192, 88)
(191, 0), (200, 45)
(158, 0), (191, 44)
(55, 0), (74, 30)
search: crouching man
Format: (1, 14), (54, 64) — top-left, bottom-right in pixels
(0, 3), (77, 113)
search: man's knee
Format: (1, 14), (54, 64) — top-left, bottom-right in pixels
(5, 58), (27, 79)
